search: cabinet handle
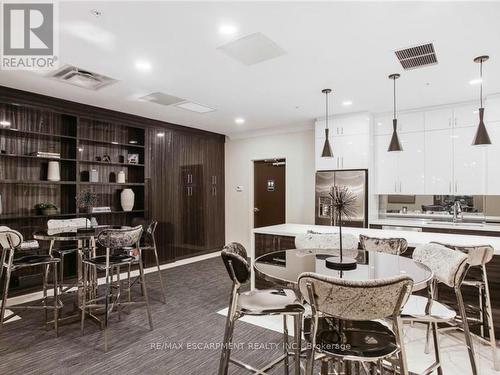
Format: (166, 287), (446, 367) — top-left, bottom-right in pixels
(394, 182), (397, 193)
(448, 118), (451, 127)
(399, 181), (402, 192)
(341, 127), (344, 135)
(454, 117), (457, 127)
(455, 181), (458, 193)
(341, 157), (344, 168)
(449, 181), (452, 193)
(336, 157), (339, 169)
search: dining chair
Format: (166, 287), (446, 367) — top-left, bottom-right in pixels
(295, 231), (358, 250)
(298, 272), (413, 375)
(80, 225), (153, 352)
(218, 242), (304, 375)
(401, 243), (477, 375)
(126, 218), (166, 304)
(0, 226), (61, 336)
(359, 234), (408, 255)
(47, 218), (93, 293)
(430, 241), (498, 371)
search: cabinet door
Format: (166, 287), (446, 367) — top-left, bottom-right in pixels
(486, 126), (500, 194)
(374, 135), (398, 194)
(398, 112), (424, 133)
(397, 132), (425, 194)
(486, 95), (500, 123)
(315, 137), (338, 170)
(315, 120), (327, 138)
(425, 129), (454, 194)
(374, 115), (393, 136)
(453, 126), (486, 195)
(425, 108), (453, 131)
(453, 104), (479, 128)
(334, 115), (370, 136)
(336, 134), (369, 170)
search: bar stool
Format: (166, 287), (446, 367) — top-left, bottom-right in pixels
(298, 272), (413, 375)
(359, 234), (408, 255)
(80, 225), (153, 352)
(402, 243), (477, 375)
(431, 241), (498, 371)
(218, 242), (304, 375)
(0, 227), (61, 335)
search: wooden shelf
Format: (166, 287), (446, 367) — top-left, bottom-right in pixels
(0, 212), (77, 220)
(78, 160), (144, 167)
(78, 138), (145, 148)
(0, 127), (76, 140)
(0, 154), (76, 162)
(79, 210), (145, 216)
(0, 180), (76, 185)
(79, 182), (145, 186)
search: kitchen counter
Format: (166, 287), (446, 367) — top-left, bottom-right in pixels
(371, 218), (500, 233)
(253, 223), (500, 254)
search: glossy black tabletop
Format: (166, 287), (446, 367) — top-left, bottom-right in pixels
(254, 248), (433, 291)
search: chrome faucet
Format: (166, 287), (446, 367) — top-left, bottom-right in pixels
(452, 200), (463, 223)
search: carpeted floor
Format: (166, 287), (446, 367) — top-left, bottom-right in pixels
(0, 256), (289, 375)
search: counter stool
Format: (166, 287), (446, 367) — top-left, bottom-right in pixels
(359, 234), (408, 255)
(298, 272), (413, 375)
(402, 243), (477, 375)
(80, 225), (153, 352)
(218, 242), (304, 375)
(0, 227), (62, 336)
(431, 241), (498, 371)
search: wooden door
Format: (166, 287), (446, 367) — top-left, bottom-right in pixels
(253, 160), (285, 228)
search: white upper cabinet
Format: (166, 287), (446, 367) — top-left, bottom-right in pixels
(486, 95), (500, 123)
(425, 129), (454, 195)
(452, 126), (486, 195)
(424, 108), (453, 131)
(397, 132), (425, 194)
(374, 115), (393, 135)
(335, 134), (370, 170)
(453, 104), (480, 128)
(398, 112), (425, 133)
(486, 125), (500, 194)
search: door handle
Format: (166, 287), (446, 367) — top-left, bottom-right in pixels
(254, 207), (260, 213)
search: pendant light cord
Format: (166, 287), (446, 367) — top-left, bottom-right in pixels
(393, 77), (397, 119)
(480, 60), (483, 108)
(325, 91), (329, 129)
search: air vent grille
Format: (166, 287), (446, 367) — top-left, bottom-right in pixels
(49, 64), (117, 90)
(395, 43), (438, 70)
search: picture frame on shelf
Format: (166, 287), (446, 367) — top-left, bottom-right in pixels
(127, 153), (139, 164)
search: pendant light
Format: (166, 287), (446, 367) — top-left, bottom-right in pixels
(388, 73), (403, 152)
(472, 55), (492, 146)
(321, 88), (333, 158)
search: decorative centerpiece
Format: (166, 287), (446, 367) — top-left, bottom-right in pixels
(325, 185), (358, 271)
(76, 190), (98, 231)
(35, 203), (58, 216)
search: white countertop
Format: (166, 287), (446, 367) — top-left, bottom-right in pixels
(253, 223), (500, 254)
(370, 218), (500, 233)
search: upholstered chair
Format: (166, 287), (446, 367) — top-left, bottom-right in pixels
(430, 241), (497, 371)
(298, 272), (413, 375)
(0, 226), (61, 335)
(402, 243), (477, 375)
(295, 231), (358, 250)
(80, 225), (153, 352)
(218, 242), (304, 375)
(359, 234), (408, 255)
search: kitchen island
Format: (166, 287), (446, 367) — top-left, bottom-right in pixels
(252, 223), (500, 336)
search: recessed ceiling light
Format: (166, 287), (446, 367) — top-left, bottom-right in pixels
(157, 132), (165, 137)
(90, 9), (102, 17)
(469, 78), (482, 85)
(135, 60), (152, 72)
(342, 100), (353, 106)
(235, 117), (245, 124)
(0, 120), (11, 127)
(219, 24), (238, 36)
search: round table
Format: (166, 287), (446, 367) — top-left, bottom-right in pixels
(254, 248), (433, 292)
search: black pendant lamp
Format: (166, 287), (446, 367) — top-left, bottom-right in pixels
(321, 88), (333, 157)
(388, 73), (403, 152)
(472, 55), (492, 146)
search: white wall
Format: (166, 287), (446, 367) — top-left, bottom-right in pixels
(225, 129), (316, 252)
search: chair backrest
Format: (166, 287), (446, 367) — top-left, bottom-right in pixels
(47, 218), (90, 230)
(430, 241), (494, 267)
(0, 226), (23, 249)
(298, 272), (413, 321)
(413, 243), (469, 288)
(131, 217), (157, 246)
(359, 234), (408, 255)
(97, 225), (143, 249)
(221, 242), (250, 285)
(295, 232), (358, 250)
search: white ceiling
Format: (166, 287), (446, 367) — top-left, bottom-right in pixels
(1, 1), (500, 137)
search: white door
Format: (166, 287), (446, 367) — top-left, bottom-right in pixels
(397, 132), (425, 194)
(486, 124), (500, 194)
(453, 126), (486, 195)
(453, 104), (479, 128)
(425, 129), (454, 194)
(398, 112), (425, 133)
(374, 135), (398, 194)
(425, 108), (453, 131)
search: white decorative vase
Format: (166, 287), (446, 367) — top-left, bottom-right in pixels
(117, 170), (126, 184)
(47, 161), (61, 181)
(120, 189), (134, 211)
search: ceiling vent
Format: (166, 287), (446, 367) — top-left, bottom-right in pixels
(394, 43), (438, 70)
(48, 64), (117, 90)
(140, 92), (185, 106)
(217, 32), (286, 65)
(175, 101), (215, 113)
